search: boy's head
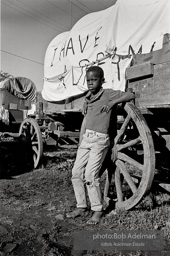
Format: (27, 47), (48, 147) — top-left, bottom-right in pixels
(86, 66), (105, 95)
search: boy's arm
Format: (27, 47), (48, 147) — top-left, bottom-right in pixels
(101, 91), (135, 113)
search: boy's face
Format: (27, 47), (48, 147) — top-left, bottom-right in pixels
(86, 71), (104, 95)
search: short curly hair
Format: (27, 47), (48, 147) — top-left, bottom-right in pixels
(86, 66), (104, 78)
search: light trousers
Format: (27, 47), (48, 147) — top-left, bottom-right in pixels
(71, 129), (110, 211)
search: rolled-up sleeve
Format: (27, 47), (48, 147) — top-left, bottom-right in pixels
(109, 89), (125, 101)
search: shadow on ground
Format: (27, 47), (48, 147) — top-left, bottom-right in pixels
(0, 136), (34, 178)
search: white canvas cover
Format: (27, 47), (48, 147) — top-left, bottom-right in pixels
(42, 0), (170, 102)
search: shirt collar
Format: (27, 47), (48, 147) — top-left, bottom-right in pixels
(85, 88), (104, 103)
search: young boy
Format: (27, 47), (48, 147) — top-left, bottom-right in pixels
(66, 66), (134, 224)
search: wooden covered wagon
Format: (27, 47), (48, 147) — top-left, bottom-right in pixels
(35, 34), (170, 210)
(0, 76), (43, 169)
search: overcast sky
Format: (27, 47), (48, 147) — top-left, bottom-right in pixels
(1, 0), (115, 91)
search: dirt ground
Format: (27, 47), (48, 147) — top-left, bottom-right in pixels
(0, 137), (170, 256)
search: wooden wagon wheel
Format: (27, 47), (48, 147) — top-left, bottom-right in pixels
(110, 102), (155, 210)
(19, 118), (43, 168)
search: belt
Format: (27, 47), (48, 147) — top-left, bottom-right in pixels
(85, 129), (107, 136)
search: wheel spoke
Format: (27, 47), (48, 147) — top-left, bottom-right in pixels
(32, 141), (38, 146)
(115, 115), (131, 144)
(33, 154), (37, 163)
(131, 174), (141, 183)
(117, 152), (144, 171)
(32, 145), (38, 155)
(115, 167), (123, 202)
(116, 160), (137, 193)
(30, 124), (34, 135)
(117, 136), (141, 151)
(31, 131), (37, 140)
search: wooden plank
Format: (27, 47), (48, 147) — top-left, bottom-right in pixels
(132, 35), (170, 65)
(54, 130), (80, 138)
(128, 62), (170, 108)
(162, 134), (170, 151)
(9, 110), (24, 123)
(158, 183), (170, 193)
(36, 91), (86, 114)
(0, 89), (31, 110)
(45, 137), (57, 146)
(126, 62), (154, 80)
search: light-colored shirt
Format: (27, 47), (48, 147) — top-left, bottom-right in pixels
(85, 88), (124, 134)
